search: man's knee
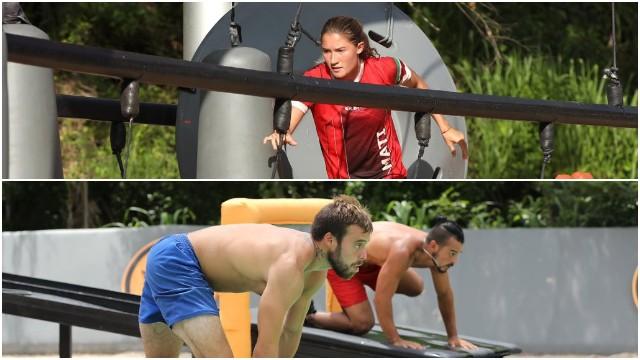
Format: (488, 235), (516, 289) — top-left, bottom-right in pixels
(404, 282), (424, 297)
(140, 322), (183, 357)
(349, 317), (374, 335)
(171, 315), (233, 357)
(399, 276), (424, 297)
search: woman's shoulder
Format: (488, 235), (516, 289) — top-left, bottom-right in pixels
(365, 56), (399, 67)
(303, 62), (330, 78)
(364, 56), (405, 84)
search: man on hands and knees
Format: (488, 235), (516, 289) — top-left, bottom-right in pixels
(138, 195), (372, 357)
(306, 217), (477, 351)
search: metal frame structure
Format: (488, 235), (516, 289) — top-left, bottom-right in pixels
(3, 273), (521, 358)
(6, 34), (637, 128)
(56, 95), (175, 126)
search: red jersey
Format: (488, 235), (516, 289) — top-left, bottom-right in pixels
(292, 57), (410, 179)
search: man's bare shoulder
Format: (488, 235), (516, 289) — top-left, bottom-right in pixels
(372, 221), (426, 241)
(190, 223), (305, 237)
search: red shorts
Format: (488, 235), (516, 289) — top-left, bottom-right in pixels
(327, 263), (381, 308)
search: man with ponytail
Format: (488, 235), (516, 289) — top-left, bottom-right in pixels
(264, 16), (468, 179)
(306, 217), (476, 351)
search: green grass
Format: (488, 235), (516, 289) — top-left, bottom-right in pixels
(454, 55), (637, 179)
(58, 54), (636, 179)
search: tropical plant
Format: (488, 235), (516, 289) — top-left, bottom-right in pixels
(103, 192), (196, 227)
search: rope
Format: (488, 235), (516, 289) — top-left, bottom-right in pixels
(603, 2), (622, 107)
(611, 3), (616, 69)
(123, 117), (134, 178)
(229, 2), (242, 47)
(285, 3), (303, 48)
(539, 161), (546, 179)
(292, 3), (303, 28)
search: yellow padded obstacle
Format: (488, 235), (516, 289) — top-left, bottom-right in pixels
(219, 197), (335, 357)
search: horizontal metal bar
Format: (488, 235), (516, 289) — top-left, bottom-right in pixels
(3, 273), (140, 313)
(3, 273), (519, 357)
(57, 95), (177, 126)
(3, 292), (141, 337)
(60, 323), (71, 358)
(7, 34), (637, 128)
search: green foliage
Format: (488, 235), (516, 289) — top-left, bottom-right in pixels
(455, 54), (638, 179)
(15, 4), (639, 179)
(103, 193), (195, 228)
(542, 182), (638, 227)
(380, 188), (511, 229)
(377, 182), (637, 229)
(2, 182), (69, 231)
(401, 3), (637, 91)
(21, 3), (182, 179)
(3, 182), (637, 230)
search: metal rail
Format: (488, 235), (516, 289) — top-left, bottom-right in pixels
(6, 34), (637, 128)
(3, 273), (520, 358)
(56, 95), (176, 126)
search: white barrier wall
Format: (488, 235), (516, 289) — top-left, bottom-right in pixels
(2, 225), (203, 354)
(2, 226), (637, 354)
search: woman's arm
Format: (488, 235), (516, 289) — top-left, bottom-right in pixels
(263, 105), (305, 150)
(401, 68), (468, 160)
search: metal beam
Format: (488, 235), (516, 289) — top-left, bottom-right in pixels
(3, 273), (520, 357)
(56, 95), (176, 126)
(59, 324), (71, 358)
(6, 33), (637, 128)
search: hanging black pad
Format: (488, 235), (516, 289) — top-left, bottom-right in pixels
(538, 122), (554, 157)
(273, 47), (295, 133)
(414, 112), (431, 148)
(273, 100), (291, 134)
(277, 46), (294, 75)
(607, 82), (623, 107)
(110, 121), (126, 154)
(368, 30), (391, 48)
(276, 149), (293, 179)
(120, 80), (140, 119)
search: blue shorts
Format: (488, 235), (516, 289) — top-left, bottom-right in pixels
(138, 233), (219, 326)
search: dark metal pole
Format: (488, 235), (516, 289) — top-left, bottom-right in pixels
(56, 95), (176, 126)
(7, 34), (637, 128)
(59, 324), (71, 358)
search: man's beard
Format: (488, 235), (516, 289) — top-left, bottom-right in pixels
(328, 247), (358, 279)
(429, 249), (451, 273)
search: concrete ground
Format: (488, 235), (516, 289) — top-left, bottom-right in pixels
(3, 352), (638, 358)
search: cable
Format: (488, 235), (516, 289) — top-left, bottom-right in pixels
(123, 116), (134, 178)
(110, 121), (126, 178)
(292, 2), (303, 28)
(229, 2), (242, 47)
(611, 3), (616, 70)
(539, 122), (554, 179)
(603, 3), (622, 107)
(413, 112), (431, 179)
(285, 3), (303, 48)
(271, 4), (303, 179)
(119, 79), (140, 179)
(301, 26), (320, 47)
(368, 3), (394, 48)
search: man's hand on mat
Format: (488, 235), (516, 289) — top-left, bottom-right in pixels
(448, 336), (478, 350)
(390, 337), (424, 350)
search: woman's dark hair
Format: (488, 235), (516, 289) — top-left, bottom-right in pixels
(311, 195), (373, 242)
(426, 216), (465, 245)
(321, 16), (379, 59)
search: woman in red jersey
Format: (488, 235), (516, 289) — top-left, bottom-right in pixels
(264, 16), (468, 179)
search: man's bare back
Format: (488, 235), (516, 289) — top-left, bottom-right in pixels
(308, 219), (476, 351)
(365, 221), (431, 268)
(138, 195), (373, 357)
(189, 224), (317, 294)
